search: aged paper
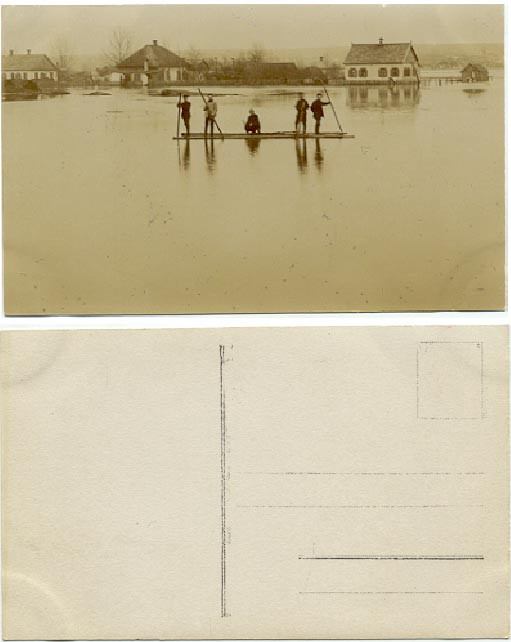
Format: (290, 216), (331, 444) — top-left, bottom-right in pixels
(2, 326), (509, 639)
(2, 4), (505, 314)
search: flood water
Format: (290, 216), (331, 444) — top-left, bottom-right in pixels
(3, 73), (504, 314)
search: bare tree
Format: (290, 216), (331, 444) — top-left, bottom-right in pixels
(185, 46), (202, 66)
(248, 43), (265, 64)
(104, 27), (133, 66)
(51, 36), (75, 71)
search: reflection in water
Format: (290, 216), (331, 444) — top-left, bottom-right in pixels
(314, 139), (323, 171)
(3, 78), (504, 314)
(346, 84), (421, 110)
(295, 138), (307, 173)
(204, 138), (216, 174)
(463, 88), (486, 98)
(245, 137), (261, 156)
(178, 139), (190, 171)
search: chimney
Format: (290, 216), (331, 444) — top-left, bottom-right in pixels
(379, 37), (383, 45)
(153, 39), (158, 46)
(27, 49), (31, 55)
(9, 49), (13, 55)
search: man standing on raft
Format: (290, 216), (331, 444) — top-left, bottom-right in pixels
(295, 93), (309, 135)
(310, 92), (330, 134)
(177, 93), (191, 136)
(203, 94), (218, 136)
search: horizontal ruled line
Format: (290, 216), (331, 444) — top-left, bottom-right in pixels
(237, 504), (484, 509)
(299, 555), (484, 561)
(300, 591), (483, 595)
(240, 471), (486, 476)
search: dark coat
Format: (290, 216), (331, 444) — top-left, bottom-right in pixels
(310, 99), (329, 119)
(178, 100), (191, 119)
(296, 98), (309, 114)
(247, 113), (260, 128)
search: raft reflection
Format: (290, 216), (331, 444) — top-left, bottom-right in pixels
(204, 138), (216, 174)
(244, 137), (261, 156)
(296, 139), (325, 174)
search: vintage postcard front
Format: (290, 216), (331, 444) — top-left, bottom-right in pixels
(2, 326), (508, 639)
(1, 4), (505, 314)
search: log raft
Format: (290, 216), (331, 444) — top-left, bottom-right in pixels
(173, 131), (354, 140)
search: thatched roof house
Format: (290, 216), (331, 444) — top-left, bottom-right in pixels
(117, 40), (187, 85)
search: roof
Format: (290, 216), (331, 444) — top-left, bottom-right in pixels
(463, 63), (488, 72)
(117, 43), (186, 70)
(2, 53), (57, 72)
(345, 42), (417, 65)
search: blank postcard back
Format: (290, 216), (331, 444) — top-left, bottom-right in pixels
(1, 326), (509, 639)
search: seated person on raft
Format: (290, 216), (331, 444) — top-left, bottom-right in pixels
(244, 109), (261, 134)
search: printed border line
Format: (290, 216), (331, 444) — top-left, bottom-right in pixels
(219, 344), (227, 618)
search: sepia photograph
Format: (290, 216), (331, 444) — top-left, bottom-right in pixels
(1, 4), (505, 314)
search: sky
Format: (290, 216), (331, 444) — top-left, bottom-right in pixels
(1, 4), (504, 56)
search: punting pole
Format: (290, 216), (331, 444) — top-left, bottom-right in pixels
(198, 88), (224, 139)
(323, 84), (343, 134)
(176, 92), (181, 141)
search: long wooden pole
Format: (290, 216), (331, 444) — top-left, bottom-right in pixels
(176, 92), (181, 140)
(198, 88), (224, 139)
(323, 85), (343, 134)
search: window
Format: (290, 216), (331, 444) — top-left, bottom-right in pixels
(348, 67), (357, 78)
(359, 67), (368, 78)
(404, 67), (410, 77)
(14, 72), (21, 79)
(41, 72), (47, 79)
(23, 72), (27, 80)
(378, 67), (388, 77)
(391, 67), (400, 77)
(34, 72), (38, 79)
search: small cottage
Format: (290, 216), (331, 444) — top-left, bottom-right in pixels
(2, 50), (58, 84)
(344, 38), (420, 84)
(462, 63), (489, 83)
(95, 66), (124, 84)
(117, 40), (186, 86)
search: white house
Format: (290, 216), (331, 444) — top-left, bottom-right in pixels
(2, 50), (59, 82)
(344, 38), (420, 84)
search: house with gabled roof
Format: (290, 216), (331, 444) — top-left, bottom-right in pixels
(344, 38), (420, 84)
(117, 40), (187, 86)
(461, 63), (489, 83)
(2, 49), (58, 84)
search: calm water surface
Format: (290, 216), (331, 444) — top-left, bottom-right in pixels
(3, 75), (504, 313)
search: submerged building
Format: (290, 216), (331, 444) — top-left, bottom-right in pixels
(461, 63), (489, 83)
(117, 40), (187, 86)
(2, 50), (58, 84)
(344, 38), (420, 84)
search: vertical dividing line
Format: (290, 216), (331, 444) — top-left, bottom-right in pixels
(220, 344), (227, 617)
(480, 342), (484, 418)
(416, 345), (420, 419)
